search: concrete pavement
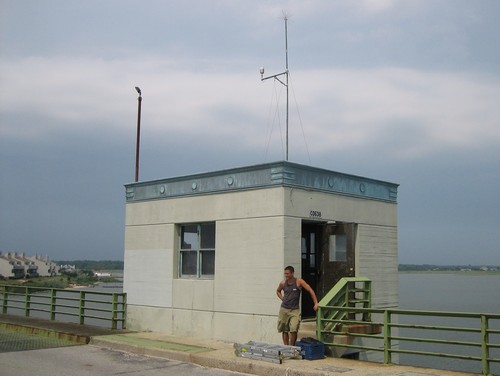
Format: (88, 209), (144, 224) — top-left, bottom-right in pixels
(0, 314), (476, 376)
(90, 332), (476, 376)
(0, 342), (250, 376)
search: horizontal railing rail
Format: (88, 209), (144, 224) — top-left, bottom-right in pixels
(317, 305), (500, 375)
(0, 284), (126, 329)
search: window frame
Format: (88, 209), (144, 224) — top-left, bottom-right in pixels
(178, 222), (215, 279)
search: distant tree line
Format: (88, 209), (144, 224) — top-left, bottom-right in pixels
(53, 261), (499, 273)
(399, 264), (499, 271)
(55, 260), (124, 270)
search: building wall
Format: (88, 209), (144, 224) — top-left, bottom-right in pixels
(282, 188), (398, 309)
(357, 224), (398, 308)
(123, 224), (174, 308)
(0, 258), (12, 278)
(124, 184), (398, 342)
(282, 187), (397, 226)
(0, 253), (25, 278)
(124, 187), (288, 342)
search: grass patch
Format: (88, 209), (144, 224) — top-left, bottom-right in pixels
(100, 334), (213, 353)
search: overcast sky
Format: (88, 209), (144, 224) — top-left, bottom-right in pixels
(1, 0), (499, 265)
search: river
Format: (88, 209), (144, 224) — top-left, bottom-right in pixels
(398, 272), (500, 374)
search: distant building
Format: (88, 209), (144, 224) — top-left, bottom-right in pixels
(26, 254), (58, 276)
(123, 161), (399, 344)
(59, 264), (76, 274)
(94, 272), (112, 277)
(0, 252), (58, 279)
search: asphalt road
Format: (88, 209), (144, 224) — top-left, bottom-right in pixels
(0, 344), (250, 376)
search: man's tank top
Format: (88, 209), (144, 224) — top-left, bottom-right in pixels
(281, 278), (301, 309)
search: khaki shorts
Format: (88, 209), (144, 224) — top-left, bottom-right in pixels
(277, 307), (301, 333)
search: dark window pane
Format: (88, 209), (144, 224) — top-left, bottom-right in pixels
(201, 250), (215, 276)
(179, 223), (215, 279)
(181, 225), (198, 250)
(181, 251), (197, 276)
(200, 223), (215, 249)
(335, 234), (347, 262)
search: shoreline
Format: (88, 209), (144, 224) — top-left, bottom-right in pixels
(399, 270), (500, 275)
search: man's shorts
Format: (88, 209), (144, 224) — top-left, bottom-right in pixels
(277, 306), (301, 333)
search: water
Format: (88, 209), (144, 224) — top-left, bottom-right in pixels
(399, 272), (500, 313)
(398, 272), (500, 374)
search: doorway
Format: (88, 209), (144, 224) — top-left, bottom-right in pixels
(301, 221), (356, 318)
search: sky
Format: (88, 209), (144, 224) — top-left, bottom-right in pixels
(1, 0), (499, 265)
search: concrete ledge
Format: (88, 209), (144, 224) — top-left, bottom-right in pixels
(0, 321), (90, 344)
(90, 334), (212, 363)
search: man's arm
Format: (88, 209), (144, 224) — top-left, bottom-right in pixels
(297, 278), (319, 311)
(276, 280), (285, 301)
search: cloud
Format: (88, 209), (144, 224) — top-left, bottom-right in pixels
(288, 68), (500, 158)
(353, 0), (399, 14)
(1, 1), (500, 264)
(2, 57), (500, 162)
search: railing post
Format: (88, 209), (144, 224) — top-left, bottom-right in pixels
(317, 306), (323, 342)
(122, 293), (127, 329)
(50, 289), (56, 320)
(25, 286), (31, 317)
(384, 309), (392, 365)
(364, 280), (372, 321)
(111, 293), (118, 329)
(345, 283), (350, 307)
(79, 291), (85, 325)
(2, 285), (8, 314)
(481, 315), (490, 376)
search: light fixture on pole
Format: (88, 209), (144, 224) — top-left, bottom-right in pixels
(134, 86), (142, 182)
(260, 16), (289, 161)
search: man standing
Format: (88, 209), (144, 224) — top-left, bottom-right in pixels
(276, 265), (319, 346)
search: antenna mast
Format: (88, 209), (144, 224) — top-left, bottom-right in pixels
(260, 16), (290, 161)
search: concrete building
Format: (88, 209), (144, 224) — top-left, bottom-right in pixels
(25, 254), (58, 277)
(123, 161), (398, 343)
(0, 252), (25, 279)
(0, 252), (58, 279)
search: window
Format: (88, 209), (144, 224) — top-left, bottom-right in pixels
(329, 234), (347, 262)
(179, 223), (215, 278)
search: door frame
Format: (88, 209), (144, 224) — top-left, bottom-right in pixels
(301, 221), (357, 318)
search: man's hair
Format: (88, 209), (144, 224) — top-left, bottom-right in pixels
(284, 265), (294, 273)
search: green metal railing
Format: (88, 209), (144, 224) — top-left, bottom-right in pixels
(318, 277), (373, 325)
(0, 284), (126, 329)
(317, 278), (500, 375)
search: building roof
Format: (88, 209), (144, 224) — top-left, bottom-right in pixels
(124, 161), (398, 203)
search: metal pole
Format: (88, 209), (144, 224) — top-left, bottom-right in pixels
(260, 17), (290, 161)
(285, 17), (289, 161)
(384, 309), (391, 364)
(481, 315), (490, 376)
(135, 89), (142, 182)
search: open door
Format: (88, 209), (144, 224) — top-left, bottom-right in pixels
(318, 222), (356, 299)
(301, 221), (356, 317)
(301, 223), (321, 318)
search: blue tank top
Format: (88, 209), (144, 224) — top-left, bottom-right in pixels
(281, 278), (301, 309)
